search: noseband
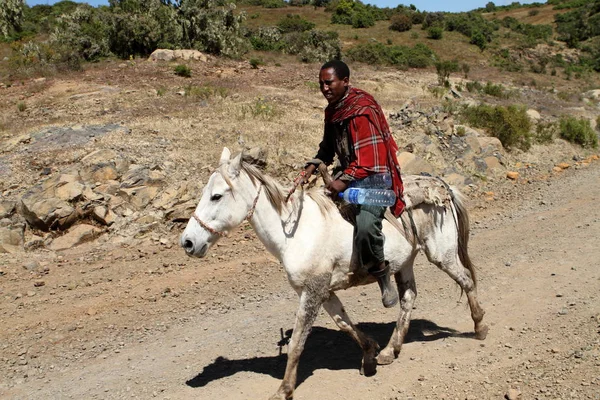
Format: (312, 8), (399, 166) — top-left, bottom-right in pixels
(192, 184), (263, 237)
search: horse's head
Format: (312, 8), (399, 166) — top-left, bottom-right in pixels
(180, 147), (258, 257)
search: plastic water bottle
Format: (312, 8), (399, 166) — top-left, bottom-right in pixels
(338, 188), (396, 206)
(349, 173), (392, 189)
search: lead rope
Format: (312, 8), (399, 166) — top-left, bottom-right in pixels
(192, 184), (263, 237)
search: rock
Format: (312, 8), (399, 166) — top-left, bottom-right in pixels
(483, 156), (502, 172)
(556, 162), (570, 170)
(0, 200), (16, 218)
(583, 89), (600, 99)
(81, 149), (118, 165)
(24, 235), (45, 251)
(243, 147), (268, 168)
(397, 152), (435, 175)
(23, 260), (40, 271)
(507, 171), (519, 180)
(465, 136), (482, 154)
(55, 181), (85, 202)
(165, 200), (197, 222)
(92, 206), (116, 226)
(505, 388), (521, 400)
(0, 227), (24, 253)
(173, 49), (207, 62)
(152, 182), (196, 210)
(20, 196), (78, 231)
(526, 109), (541, 121)
(477, 137), (504, 154)
(119, 186), (161, 209)
(149, 49), (175, 61)
(33, 280), (45, 287)
(91, 164), (119, 182)
(49, 224), (101, 251)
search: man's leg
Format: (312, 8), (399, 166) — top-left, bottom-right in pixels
(354, 205), (398, 308)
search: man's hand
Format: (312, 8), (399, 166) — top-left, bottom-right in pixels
(293, 164), (317, 187)
(326, 179), (348, 200)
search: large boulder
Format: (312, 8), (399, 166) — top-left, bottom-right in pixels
(0, 226), (24, 253)
(49, 224), (101, 251)
(397, 152), (435, 175)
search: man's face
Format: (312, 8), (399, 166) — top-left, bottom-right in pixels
(319, 67), (348, 104)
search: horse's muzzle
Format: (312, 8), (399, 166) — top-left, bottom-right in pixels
(180, 236), (208, 258)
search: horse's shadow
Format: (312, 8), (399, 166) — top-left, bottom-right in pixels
(186, 319), (474, 389)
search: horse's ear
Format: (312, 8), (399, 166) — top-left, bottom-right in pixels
(219, 147), (231, 165)
(228, 152), (243, 176)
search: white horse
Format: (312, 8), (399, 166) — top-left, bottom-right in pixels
(181, 148), (488, 400)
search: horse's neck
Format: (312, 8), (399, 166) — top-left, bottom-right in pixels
(248, 187), (311, 263)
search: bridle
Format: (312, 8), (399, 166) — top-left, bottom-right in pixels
(192, 184), (263, 237)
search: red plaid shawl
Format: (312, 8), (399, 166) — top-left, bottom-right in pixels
(325, 87), (405, 216)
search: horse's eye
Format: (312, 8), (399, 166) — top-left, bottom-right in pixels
(210, 194), (222, 201)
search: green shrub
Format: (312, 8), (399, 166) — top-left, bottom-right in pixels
(482, 81), (510, 98)
(241, 97), (280, 120)
(466, 80), (483, 92)
(351, 10), (375, 28)
(427, 26), (443, 39)
(17, 101), (26, 112)
(528, 9), (540, 16)
(249, 26), (283, 51)
(434, 59), (459, 86)
(345, 42), (434, 69)
(559, 116), (598, 148)
(534, 121), (557, 144)
(389, 13), (412, 32)
(284, 30), (341, 62)
(460, 104), (532, 151)
(422, 12), (445, 29)
(185, 84), (228, 99)
(461, 62), (470, 78)
(249, 57), (263, 68)
(470, 31), (487, 51)
(174, 64), (191, 77)
(277, 14), (315, 33)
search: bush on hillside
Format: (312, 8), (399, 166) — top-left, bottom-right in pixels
(345, 42), (434, 69)
(249, 26), (283, 51)
(421, 12), (445, 29)
(331, 0), (376, 28)
(51, 4), (111, 61)
(559, 116), (598, 148)
(555, 1), (600, 47)
(0, 0), (25, 40)
(277, 14), (315, 33)
(284, 30), (341, 62)
(460, 104), (532, 151)
(434, 59), (459, 86)
(427, 26), (443, 39)
(389, 13), (412, 32)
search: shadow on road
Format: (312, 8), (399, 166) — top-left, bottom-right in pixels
(186, 318), (471, 389)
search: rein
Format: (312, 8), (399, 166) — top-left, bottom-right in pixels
(192, 184), (263, 237)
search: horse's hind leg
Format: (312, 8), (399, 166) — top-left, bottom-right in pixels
(425, 248), (488, 340)
(376, 264), (417, 365)
(322, 293), (380, 376)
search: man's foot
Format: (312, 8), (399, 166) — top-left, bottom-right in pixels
(369, 262), (398, 308)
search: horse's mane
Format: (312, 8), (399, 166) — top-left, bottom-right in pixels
(238, 161), (336, 216)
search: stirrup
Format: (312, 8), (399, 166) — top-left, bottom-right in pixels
(369, 262), (399, 308)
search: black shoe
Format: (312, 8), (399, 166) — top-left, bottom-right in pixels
(369, 262), (399, 308)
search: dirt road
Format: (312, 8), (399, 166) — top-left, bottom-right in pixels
(2, 162), (599, 400)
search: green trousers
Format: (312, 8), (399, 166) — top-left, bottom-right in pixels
(353, 204), (387, 270)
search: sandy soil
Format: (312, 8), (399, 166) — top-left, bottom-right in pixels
(1, 58), (599, 400)
(1, 151), (598, 400)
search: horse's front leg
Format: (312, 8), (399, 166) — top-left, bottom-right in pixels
(322, 292), (380, 376)
(269, 273), (331, 400)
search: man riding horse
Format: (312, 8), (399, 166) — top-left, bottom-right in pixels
(297, 60), (405, 308)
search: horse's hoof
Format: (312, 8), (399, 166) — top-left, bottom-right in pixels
(376, 351), (395, 365)
(360, 357), (377, 377)
(475, 324), (489, 340)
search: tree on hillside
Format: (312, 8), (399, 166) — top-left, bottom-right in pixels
(0, 0), (25, 38)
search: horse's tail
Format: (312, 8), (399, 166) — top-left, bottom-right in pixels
(449, 186), (476, 288)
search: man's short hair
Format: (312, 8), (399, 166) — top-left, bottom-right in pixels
(321, 60), (350, 80)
